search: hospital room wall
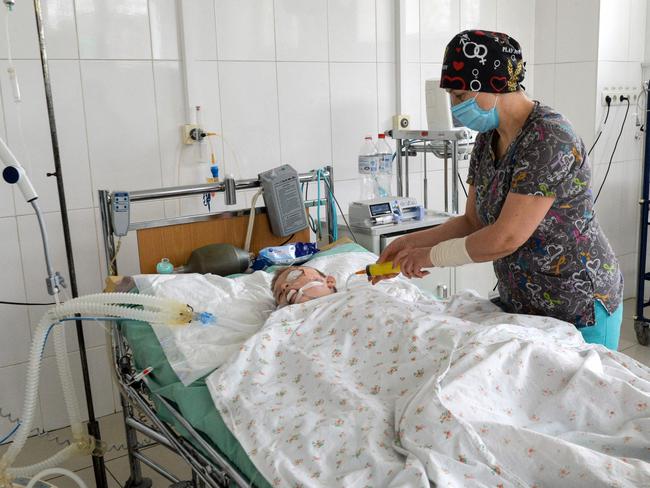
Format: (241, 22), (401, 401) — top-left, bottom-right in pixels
(0, 0), (537, 434)
(531, 0), (648, 300)
(593, 0), (648, 301)
(376, 0), (537, 296)
(0, 0), (644, 437)
(0, 1), (131, 434)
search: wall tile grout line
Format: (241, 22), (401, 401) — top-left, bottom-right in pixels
(0, 343), (113, 372)
(213, 0), (227, 183)
(147, 0), (167, 221)
(71, 0), (107, 315)
(375, 0), (380, 135)
(326, 0), (335, 177)
(272, 0), (283, 167)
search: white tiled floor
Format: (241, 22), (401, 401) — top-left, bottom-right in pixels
(2, 298), (649, 487)
(619, 297), (650, 363)
(0, 411), (190, 487)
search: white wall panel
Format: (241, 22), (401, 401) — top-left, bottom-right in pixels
(330, 62), (378, 180)
(277, 62), (332, 173)
(76, 0), (152, 59)
(275, 0), (328, 61)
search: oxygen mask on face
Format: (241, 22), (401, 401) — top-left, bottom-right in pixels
(285, 281), (329, 305)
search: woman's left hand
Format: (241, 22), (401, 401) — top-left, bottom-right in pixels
(393, 247), (433, 279)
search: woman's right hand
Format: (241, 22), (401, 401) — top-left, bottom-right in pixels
(371, 235), (413, 285)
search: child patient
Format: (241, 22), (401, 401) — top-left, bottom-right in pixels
(271, 266), (337, 307)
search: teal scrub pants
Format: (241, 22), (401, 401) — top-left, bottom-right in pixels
(579, 300), (623, 350)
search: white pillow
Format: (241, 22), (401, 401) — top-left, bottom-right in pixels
(134, 272), (276, 325)
(132, 251), (377, 384)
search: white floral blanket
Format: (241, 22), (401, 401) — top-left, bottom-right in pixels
(206, 283), (650, 487)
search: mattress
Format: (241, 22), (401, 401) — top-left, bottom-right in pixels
(120, 243), (373, 487)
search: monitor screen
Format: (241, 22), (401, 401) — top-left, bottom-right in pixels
(370, 202), (391, 216)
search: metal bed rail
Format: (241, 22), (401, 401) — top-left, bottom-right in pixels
(100, 167), (335, 279)
(99, 167), (336, 488)
(111, 325), (243, 487)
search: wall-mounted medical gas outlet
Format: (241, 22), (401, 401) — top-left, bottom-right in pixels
(182, 124), (206, 145)
(601, 86), (639, 106)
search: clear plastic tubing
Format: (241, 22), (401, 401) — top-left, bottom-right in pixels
(0, 293), (192, 483)
(26, 467), (88, 488)
(52, 322), (82, 438)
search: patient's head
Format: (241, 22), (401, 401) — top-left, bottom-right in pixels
(272, 266), (337, 307)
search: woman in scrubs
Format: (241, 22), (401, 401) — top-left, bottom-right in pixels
(376, 30), (623, 349)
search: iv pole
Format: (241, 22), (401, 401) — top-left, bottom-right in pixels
(30, 1), (109, 486)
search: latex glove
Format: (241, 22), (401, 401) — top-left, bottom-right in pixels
(393, 247), (433, 279)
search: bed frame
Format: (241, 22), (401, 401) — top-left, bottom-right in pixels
(98, 167), (336, 488)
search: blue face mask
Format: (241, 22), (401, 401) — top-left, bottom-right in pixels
(451, 94), (499, 132)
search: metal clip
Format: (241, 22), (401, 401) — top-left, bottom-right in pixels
(92, 438), (108, 457)
(127, 366), (154, 386)
(46, 271), (66, 295)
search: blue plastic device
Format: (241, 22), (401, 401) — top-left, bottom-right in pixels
(156, 258), (174, 274)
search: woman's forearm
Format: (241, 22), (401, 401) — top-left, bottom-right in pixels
(465, 224), (516, 262)
(408, 215), (480, 248)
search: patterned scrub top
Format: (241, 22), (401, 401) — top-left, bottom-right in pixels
(467, 102), (623, 327)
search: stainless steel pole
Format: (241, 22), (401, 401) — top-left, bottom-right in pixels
(404, 142), (410, 197)
(451, 139), (459, 214)
(325, 165), (335, 243)
(33, 2), (108, 486)
(423, 143), (428, 208)
(396, 138), (403, 196)
(443, 141), (449, 213)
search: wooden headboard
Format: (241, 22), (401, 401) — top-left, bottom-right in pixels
(136, 212), (310, 274)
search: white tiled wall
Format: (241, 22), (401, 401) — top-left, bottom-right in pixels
(533, 0), (647, 300)
(0, 0), (425, 435)
(0, 0), (644, 438)
(594, 0), (647, 298)
(403, 0), (535, 293)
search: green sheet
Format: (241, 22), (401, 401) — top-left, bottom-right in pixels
(122, 319), (271, 487)
(121, 243), (371, 487)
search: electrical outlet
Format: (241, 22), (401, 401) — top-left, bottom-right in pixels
(182, 124), (200, 145)
(601, 85), (639, 106)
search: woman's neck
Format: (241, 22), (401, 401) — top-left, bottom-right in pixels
(495, 92), (535, 150)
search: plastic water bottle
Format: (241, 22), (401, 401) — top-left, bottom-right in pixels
(376, 133), (393, 197)
(358, 136), (379, 200)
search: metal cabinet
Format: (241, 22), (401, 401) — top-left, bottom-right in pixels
(341, 220), (496, 300)
(380, 233), (453, 299)
(454, 261), (497, 298)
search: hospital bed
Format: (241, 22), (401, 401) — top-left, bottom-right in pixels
(99, 168), (337, 488)
(98, 168), (650, 487)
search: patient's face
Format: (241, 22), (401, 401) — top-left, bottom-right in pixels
(273, 267), (337, 307)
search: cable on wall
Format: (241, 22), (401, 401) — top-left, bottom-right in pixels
(594, 97), (630, 205)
